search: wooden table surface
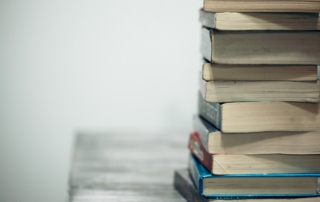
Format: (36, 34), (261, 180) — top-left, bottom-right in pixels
(67, 132), (189, 202)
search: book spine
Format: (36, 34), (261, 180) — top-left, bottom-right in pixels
(199, 9), (216, 29)
(173, 170), (209, 202)
(188, 154), (202, 195)
(188, 132), (213, 174)
(193, 116), (209, 151)
(200, 27), (212, 62)
(198, 91), (222, 129)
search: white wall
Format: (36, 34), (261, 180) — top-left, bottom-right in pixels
(0, 1), (201, 202)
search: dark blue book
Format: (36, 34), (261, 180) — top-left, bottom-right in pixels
(188, 154), (320, 198)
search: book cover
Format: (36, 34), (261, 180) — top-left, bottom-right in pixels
(188, 154), (320, 198)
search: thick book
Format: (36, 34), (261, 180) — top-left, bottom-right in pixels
(202, 62), (318, 81)
(193, 115), (320, 155)
(188, 154), (320, 198)
(203, 0), (320, 13)
(200, 10), (320, 30)
(201, 27), (320, 65)
(198, 92), (320, 133)
(174, 169), (320, 202)
(200, 77), (320, 103)
(188, 132), (320, 175)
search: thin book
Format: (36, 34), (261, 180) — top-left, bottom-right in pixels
(200, 10), (320, 30)
(188, 154), (320, 198)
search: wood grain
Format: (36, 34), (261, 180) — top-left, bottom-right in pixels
(67, 132), (188, 202)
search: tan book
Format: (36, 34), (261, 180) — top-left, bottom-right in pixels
(200, 78), (320, 103)
(194, 115), (320, 154)
(200, 10), (319, 30)
(201, 27), (320, 65)
(202, 63), (318, 81)
(203, 0), (320, 13)
(198, 92), (320, 133)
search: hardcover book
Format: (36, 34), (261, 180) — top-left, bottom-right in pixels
(199, 77), (320, 103)
(201, 27), (320, 65)
(198, 92), (320, 133)
(174, 169), (320, 202)
(188, 154), (320, 198)
(202, 0), (320, 13)
(202, 62), (318, 81)
(188, 132), (320, 175)
(193, 115), (320, 155)
(200, 10), (320, 30)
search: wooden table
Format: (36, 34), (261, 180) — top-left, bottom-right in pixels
(67, 132), (189, 202)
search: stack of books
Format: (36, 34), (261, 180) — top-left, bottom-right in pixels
(174, 1), (320, 201)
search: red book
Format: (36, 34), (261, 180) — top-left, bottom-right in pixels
(188, 132), (320, 175)
(188, 132), (214, 174)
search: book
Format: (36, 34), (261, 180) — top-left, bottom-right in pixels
(174, 169), (320, 202)
(202, 62), (318, 81)
(200, 10), (319, 30)
(197, 92), (320, 133)
(174, 169), (210, 202)
(188, 132), (320, 175)
(188, 154), (320, 198)
(200, 78), (320, 103)
(201, 27), (320, 65)
(193, 115), (320, 155)
(203, 0), (320, 13)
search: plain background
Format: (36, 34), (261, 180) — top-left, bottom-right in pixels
(0, 0), (202, 202)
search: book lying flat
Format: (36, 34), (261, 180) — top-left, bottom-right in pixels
(200, 10), (320, 30)
(202, 62), (318, 81)
(203, 0), (320, 13)
(193, 115), (320, 155)
(174, 169), (320, 201)
(200, 77), (320, 103)
(201, 27), (320, 65)
(198, 92), (320, 133)
(189, 132), (320, 175)
(188, 154), (320, 198)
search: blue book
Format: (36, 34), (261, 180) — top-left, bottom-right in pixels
(188, 154), (320, 199)
(174, 169), (320, 201)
